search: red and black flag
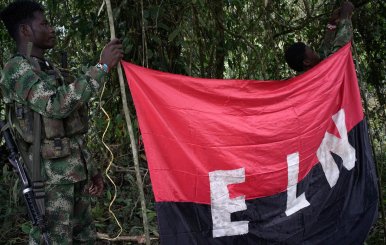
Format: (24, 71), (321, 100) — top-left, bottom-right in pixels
(122, 43), (378, 244)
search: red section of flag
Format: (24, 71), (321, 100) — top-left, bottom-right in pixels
(122, 43), (363, 204)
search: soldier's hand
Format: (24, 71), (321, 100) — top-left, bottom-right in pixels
(329, 8), (340, 25)
(340, 1), (354, 19)
(88, 172), (104, 197)
(100, 38), (124, 72)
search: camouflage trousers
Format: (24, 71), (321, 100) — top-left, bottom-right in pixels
(29, 180), (96, 245)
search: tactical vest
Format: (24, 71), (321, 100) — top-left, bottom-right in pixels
(9, 55), (89, 160)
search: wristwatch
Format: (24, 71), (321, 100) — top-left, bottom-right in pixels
(96, 63), (109, 73)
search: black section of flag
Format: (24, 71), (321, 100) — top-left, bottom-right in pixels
(156, 120), (378, 245)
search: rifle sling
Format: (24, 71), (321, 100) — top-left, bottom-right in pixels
(26, 46), (46, 216)
(32, 111), (45, 215)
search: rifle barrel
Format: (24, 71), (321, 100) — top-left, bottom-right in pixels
(0, 120), (51, 245)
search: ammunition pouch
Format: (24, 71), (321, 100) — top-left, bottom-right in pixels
(12, 102), (89, 144)
(64, 106), (89, 135)
(41, 137), (71, 159)
(42, 117), (65, 139)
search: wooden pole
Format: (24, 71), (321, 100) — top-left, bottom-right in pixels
(104, 0), (151, 244)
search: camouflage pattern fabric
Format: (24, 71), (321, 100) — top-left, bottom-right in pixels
(29, 180), (96, 245)
(0, 55), (106, 244)
(0, 56), (104, 117)
(0, 55), (105, 184)
(319, 18), (353, 59)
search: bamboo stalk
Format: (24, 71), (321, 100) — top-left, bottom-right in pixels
(104, 0), (151, 244)
(97, 233), (158, 243)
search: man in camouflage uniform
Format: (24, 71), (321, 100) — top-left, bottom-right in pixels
(0, 1), (123, 244)
(284, 1), (354, 72)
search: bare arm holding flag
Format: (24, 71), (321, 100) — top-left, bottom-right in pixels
(319, 1), (354, 59)
(284, 1), (354, 73)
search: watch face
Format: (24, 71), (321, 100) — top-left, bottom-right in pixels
(102, 64), (109, 72)
(96, 63), (108, 73)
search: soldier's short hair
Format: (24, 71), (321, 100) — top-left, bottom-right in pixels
(0, 0), (44, 41)
(284, 42), (306, 72)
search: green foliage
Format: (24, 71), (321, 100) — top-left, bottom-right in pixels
(0, 0), (384, 244)
(0, 166), (29, 244)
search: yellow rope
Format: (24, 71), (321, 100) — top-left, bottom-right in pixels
(99, 0), (150, 243)
(99, 75), (123, 240)
(95, 0), (124, 241)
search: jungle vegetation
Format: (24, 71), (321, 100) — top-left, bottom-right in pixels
(0, 0), (384, 244)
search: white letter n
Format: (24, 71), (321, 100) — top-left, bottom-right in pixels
(209, 168), (249, 238)
(316, 109), (356, 188)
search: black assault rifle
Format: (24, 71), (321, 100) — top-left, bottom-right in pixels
(0, 120), (51, 245)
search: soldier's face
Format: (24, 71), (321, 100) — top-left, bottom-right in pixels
(29, 11), (56, 49)
(303, 46), (321, 70)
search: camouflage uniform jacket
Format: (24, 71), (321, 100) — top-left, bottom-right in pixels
(319, 18), (353, 58)
(0, 55), (106, 184)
